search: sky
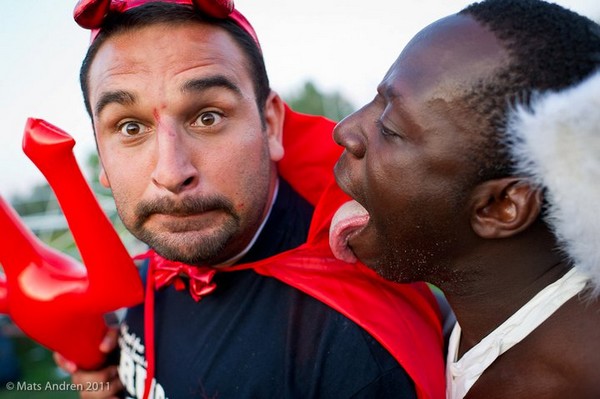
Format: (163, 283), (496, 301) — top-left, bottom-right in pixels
(1, 0), (599, 199)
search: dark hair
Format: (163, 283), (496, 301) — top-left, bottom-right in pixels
(458, 0), (600, 181)
(79, 2), (270, 123)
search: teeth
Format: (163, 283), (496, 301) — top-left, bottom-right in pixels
(329, 200), (370, 263)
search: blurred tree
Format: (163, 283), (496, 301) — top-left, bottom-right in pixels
(285, 80), (355, 122)
(11, 185), (57, 216)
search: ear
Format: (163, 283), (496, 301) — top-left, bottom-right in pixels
(99, 167), (111, 189)
(470, 177), (543, 238)
(263, 90), (285, 162)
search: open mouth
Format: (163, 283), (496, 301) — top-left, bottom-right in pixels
(329, 200), (370, 263)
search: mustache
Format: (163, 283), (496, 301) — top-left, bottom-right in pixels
(134, 195), (235, 222)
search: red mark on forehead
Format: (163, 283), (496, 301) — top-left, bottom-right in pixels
(153, 105), (168, 122)
(153, 107), (177, 137)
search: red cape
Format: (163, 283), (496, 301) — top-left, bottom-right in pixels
(142, 106), (445, 399)
(234, 107), (445, 399)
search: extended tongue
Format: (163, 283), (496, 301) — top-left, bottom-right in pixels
(329, 200), (370, 263)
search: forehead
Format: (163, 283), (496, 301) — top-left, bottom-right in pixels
(87, 22), (251, 96)
(379, 14), (507, 104)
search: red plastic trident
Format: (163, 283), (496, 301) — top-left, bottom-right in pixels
(0, 118), (144, 370)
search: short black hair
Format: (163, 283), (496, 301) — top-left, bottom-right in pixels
(458, 0), (600, 181)
(79, 2), (270, 123)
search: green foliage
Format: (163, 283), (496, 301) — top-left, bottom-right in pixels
(285, 80), (355, 122)
(0, 336), (77, 399)
(10, 185), (57, 216)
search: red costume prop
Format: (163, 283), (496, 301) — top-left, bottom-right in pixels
(0, 119), (144, 370)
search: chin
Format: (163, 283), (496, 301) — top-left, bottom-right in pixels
(366, 247), (432, 284)
(350, 242), (408, 283)
(157, 243), (230, 266)
(136, 228), (235, 265)
(368, 261), (411, 284)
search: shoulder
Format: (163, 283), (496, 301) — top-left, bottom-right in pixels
(468, 295), (600, 398)
(268, 277), (418, 397)
(540, 295), (600, 396)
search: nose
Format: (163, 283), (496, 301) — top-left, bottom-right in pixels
(151, 123), (199, 194)
(333, 111), (366, 159)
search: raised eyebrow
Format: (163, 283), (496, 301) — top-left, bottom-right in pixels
(94, 90), (136, 118)
(181, 75), (243, 97)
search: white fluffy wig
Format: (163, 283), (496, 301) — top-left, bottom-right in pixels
(507, 70), (600, 297)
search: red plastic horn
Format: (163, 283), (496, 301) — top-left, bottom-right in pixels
(0, 118), (144, 370)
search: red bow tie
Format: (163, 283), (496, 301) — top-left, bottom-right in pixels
(136, 250), (217, 302)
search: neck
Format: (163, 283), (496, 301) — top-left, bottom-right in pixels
(442, 231), (571, 355)
(216, 179), (280, 267)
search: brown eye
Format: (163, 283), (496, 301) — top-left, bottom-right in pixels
(195, 111), (223, 127)
(118, 121), (147, 137)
